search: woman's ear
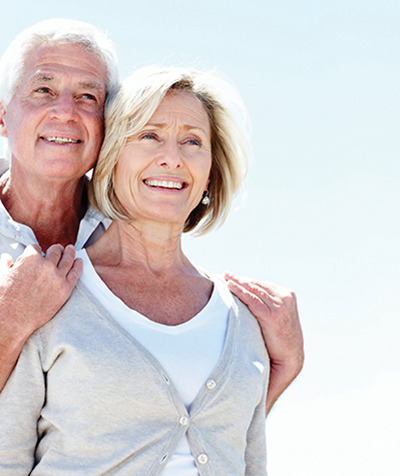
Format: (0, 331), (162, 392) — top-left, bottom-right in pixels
(0, 102), (8, 138)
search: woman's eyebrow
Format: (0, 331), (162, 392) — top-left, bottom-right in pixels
(146, 121), (209, 134)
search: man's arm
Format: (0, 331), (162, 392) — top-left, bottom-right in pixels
(224, 273), (304, 416)
(0, 244), (82, 392)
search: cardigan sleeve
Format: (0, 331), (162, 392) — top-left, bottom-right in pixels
(244, 396), (268, 475)
(0, 332), (46, 474)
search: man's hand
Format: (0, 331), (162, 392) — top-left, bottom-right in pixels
(0, 244), (82, 392)
(224, 272), (304, 416)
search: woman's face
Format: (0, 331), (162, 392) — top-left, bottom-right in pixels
(113, 90), (212, 227)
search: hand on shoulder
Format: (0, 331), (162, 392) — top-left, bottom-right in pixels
(224, 272), (304, 414)
(0, 243), (82, 392)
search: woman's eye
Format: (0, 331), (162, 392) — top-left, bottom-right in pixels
(186, 138), (202, 146)
(141, 133), (158, 140)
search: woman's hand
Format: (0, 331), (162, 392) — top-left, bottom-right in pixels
(224, 272), (304, 416)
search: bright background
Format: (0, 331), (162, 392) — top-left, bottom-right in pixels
(1, 1), (399, 474)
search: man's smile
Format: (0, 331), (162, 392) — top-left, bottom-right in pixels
(41, 136), (81, 144)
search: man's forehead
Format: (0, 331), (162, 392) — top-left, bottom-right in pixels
(21, 43), (108, 89)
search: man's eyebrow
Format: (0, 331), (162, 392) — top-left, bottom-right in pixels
(29, 74), (54, 84)
(78, 81), (105, 94)
(27, 75), (105, 94)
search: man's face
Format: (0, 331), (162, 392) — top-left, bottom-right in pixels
(0, 43), (108, 183)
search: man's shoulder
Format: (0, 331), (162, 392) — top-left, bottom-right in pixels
(0, 158), (9, 176)
(78, 204), (111, 250)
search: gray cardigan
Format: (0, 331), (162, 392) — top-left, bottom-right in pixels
(0, 282), (269, 475)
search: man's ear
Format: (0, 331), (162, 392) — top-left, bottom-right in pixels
(0, 102), (8, 138)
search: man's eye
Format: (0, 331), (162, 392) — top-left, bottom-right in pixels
(36, 87), (51, 94)
(82, 93), (97, 101)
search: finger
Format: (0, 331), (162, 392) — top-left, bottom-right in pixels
(65, 257), (83, 287)
(225, 272), (293, 304)
(14, 244), (43, 266)
(19, 243), (43, 257)
(224, 272), (274, 293)
(57, 244), (76, 275)
(226, 279), (272, 316)
(225, 273), (277, 305)
(26, 244), (42, 253)
(44, 244), (65, 265)
(0, 253), (14, 270)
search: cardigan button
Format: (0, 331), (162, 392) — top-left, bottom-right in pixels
(197, 453), (209, 464)
(206, 379), (216, 390)
(179, 416), (189, 427)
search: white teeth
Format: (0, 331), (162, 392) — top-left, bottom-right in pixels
(145, 179), (184, 190)
(43, 136), (79, 144)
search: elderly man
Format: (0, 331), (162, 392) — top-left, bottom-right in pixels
(0, 19), (303, 416)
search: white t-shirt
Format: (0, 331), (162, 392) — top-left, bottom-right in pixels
(77, 249), (232, 475)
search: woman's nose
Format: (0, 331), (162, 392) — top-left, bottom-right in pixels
(156, 140), (183, 169)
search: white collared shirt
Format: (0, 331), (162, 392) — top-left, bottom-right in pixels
(0, 159), (110, 259)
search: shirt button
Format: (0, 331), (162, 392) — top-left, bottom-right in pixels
(206, 379), (216, 390)
(179, 416), (189, 427)
(197, 453), (209, 464)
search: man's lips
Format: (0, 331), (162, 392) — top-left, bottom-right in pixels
(144, 179), (186, 190)
(41, 136), (81, 144)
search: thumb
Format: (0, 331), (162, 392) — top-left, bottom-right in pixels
(0, 252), (14, 271)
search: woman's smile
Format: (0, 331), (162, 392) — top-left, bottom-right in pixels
(143, 177), (187, 191)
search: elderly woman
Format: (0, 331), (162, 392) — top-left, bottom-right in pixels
(0, 66), (269, 475)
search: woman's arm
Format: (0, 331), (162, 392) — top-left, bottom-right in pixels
(0, 333), (45, 474)
(224, 273), (304, 415)
(0, 244), (82, 392)
(244, 396), (269, 475)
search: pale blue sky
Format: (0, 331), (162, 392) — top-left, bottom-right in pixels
(1, 1), (399, 474)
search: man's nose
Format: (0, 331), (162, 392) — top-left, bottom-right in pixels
(48, 93), (79, 122)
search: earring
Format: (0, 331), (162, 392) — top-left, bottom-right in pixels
(201, 191), (210, 206)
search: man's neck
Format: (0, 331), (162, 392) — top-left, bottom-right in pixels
(0, 170), (88, 251)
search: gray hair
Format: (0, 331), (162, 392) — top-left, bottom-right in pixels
(0, 18), (119, 105)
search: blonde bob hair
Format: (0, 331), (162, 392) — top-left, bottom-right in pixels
(90, 65), (250, 235)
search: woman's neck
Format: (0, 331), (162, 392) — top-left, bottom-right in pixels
(86, 220), (213, 326)
(88, 219), (192, 274)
